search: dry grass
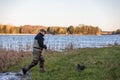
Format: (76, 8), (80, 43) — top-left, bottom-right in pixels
(0, 48), (31, 72)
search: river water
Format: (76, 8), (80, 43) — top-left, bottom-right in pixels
(0, 34), (120, 51)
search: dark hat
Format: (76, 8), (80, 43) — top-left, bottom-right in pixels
(40, 29), (46, 33)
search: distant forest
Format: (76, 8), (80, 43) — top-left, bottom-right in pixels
(0, 24), (119, 35)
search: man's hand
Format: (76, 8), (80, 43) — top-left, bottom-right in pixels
(44, 45), (47, 50)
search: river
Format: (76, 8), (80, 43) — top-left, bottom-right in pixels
(0, 34), (120, 51)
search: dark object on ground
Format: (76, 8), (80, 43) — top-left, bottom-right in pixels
(77, 64), (85, 70)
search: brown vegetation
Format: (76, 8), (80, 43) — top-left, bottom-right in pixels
(0, 48), (31, 72)
(0, 24), (102, 35)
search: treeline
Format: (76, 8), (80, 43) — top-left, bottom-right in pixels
(0, 24), (47, 34)
(0, 24), (103, 35)
(113, 29), (120, 34)
(47, 25), (101, 35)
(0, 24), (19, 34)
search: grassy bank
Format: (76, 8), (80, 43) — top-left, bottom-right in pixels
(2, 46), (120, 80)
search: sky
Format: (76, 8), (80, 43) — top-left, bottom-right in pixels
(0, 0), (120, 31)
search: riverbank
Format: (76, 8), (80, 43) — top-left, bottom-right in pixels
(1, 46), (120, 80)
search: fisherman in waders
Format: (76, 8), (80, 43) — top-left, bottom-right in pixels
(22, 29), (47, 75)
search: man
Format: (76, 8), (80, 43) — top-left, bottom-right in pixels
(22, 29), (47, 75)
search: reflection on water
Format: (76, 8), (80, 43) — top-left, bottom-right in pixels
(0, 35), (120, 51)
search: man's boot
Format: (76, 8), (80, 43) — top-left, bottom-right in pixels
(40, 67), (45, 73)
(22, 68), (27, 75)
(39, 56), (45, 73)
(39, 62), (45, 73)
(22, 60), (38, 75)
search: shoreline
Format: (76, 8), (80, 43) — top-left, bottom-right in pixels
(0, 33), (118, 36)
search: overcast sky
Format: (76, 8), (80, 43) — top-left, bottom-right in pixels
(0, 0), (120, 31)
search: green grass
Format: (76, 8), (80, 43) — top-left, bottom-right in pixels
(4, 46), (120, 80)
